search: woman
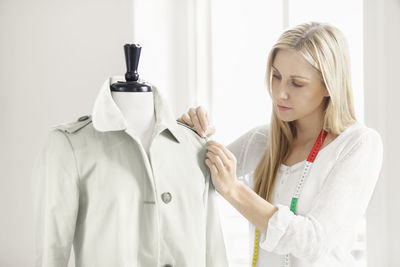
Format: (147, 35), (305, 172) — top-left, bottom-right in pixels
(177, 22), (383, 267)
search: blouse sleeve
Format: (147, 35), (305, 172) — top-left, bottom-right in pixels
(259, 129), (384, 263)
(227, 124), (269, 179)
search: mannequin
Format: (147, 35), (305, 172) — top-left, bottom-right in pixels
(31, 43), (229, 267)
(110, 44), (155, 155)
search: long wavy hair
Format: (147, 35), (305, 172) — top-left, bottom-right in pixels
(253, 22), (357, 201)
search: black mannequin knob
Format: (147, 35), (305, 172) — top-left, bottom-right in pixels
(110, 43), (152, 92)
(124, 44), (140, 82)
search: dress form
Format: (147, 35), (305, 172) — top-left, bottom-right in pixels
(110, 44), (155, 155)
(112, 91), (155, 155)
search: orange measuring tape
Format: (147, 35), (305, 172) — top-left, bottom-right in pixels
(252, 128), (328, 267)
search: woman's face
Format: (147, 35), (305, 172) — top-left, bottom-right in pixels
(271, 49), (330, 122)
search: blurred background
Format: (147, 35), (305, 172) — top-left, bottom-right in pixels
(0, 0), (399, 266)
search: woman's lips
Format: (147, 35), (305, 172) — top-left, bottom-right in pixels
(277, 104), (291, 111)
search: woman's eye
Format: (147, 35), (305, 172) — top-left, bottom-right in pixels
(272, 74), (281, 79)
(292, 81), (303, 87)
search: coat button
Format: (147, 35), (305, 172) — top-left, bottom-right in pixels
(163, 265), (172, 267)
(161, 192), (172, 204)
(78, 115), (89, 122)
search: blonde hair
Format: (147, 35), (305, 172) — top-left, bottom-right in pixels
(253, 22), (357, 201)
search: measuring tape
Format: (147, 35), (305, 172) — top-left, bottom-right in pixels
(252, 128), (328, 267)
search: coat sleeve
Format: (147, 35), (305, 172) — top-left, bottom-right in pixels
(204, 166), (229, 267)
(30, 129), (80, 267)
(259, 130), (383, 263)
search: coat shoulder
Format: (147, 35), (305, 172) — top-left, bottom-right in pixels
(51, 115), (92, 134)
(176, 121), (205, 139)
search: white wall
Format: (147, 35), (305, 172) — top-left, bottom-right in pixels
(132, 0), (198, 113)
(364, 0), (400, 266)
(0, 0), (133, 266)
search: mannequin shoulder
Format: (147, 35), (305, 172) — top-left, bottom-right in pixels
(51, 115), (92, 134)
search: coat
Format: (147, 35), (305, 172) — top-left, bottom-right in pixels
(31, 76), (229, 267)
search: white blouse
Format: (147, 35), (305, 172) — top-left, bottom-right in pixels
(227, 121), (383, 267)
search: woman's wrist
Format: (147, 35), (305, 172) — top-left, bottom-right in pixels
(224, 180), (245, 203)
(223, 180), (278, 233)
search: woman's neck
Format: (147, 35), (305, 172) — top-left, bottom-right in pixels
(293, 109), (325, 145)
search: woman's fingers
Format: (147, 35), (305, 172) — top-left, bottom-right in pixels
(178, 106), (215, 138)
(205, 158), (219, 175)
(180, 113), (194, 127)
(196, 106), (217, 137)
(203, 109), (215, 137)
(196, 106), (208, 133)
(209, 140), (236, 162)
(206, 150), (225, 173)
(189, 107), (204, 136)
(204, 125), (216, 137)
(208, 145), (229, 167)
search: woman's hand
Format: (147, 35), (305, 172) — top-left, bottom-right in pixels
(205, 140), (240, 197)
(177, 106), (216, 138)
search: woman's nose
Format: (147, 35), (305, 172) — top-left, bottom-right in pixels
(278, 84), (289, 99)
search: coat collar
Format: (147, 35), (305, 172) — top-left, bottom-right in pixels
(92, 76), (184, 143)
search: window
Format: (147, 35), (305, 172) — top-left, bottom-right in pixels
(210, 2), (283, 265)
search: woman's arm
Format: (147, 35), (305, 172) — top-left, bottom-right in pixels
(205, 140), (278, 233)
(226, 179), (278, 233)
(259, 130), (383, 262)
(207, 130), (383, 262)
(178, 106), (278, 231)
